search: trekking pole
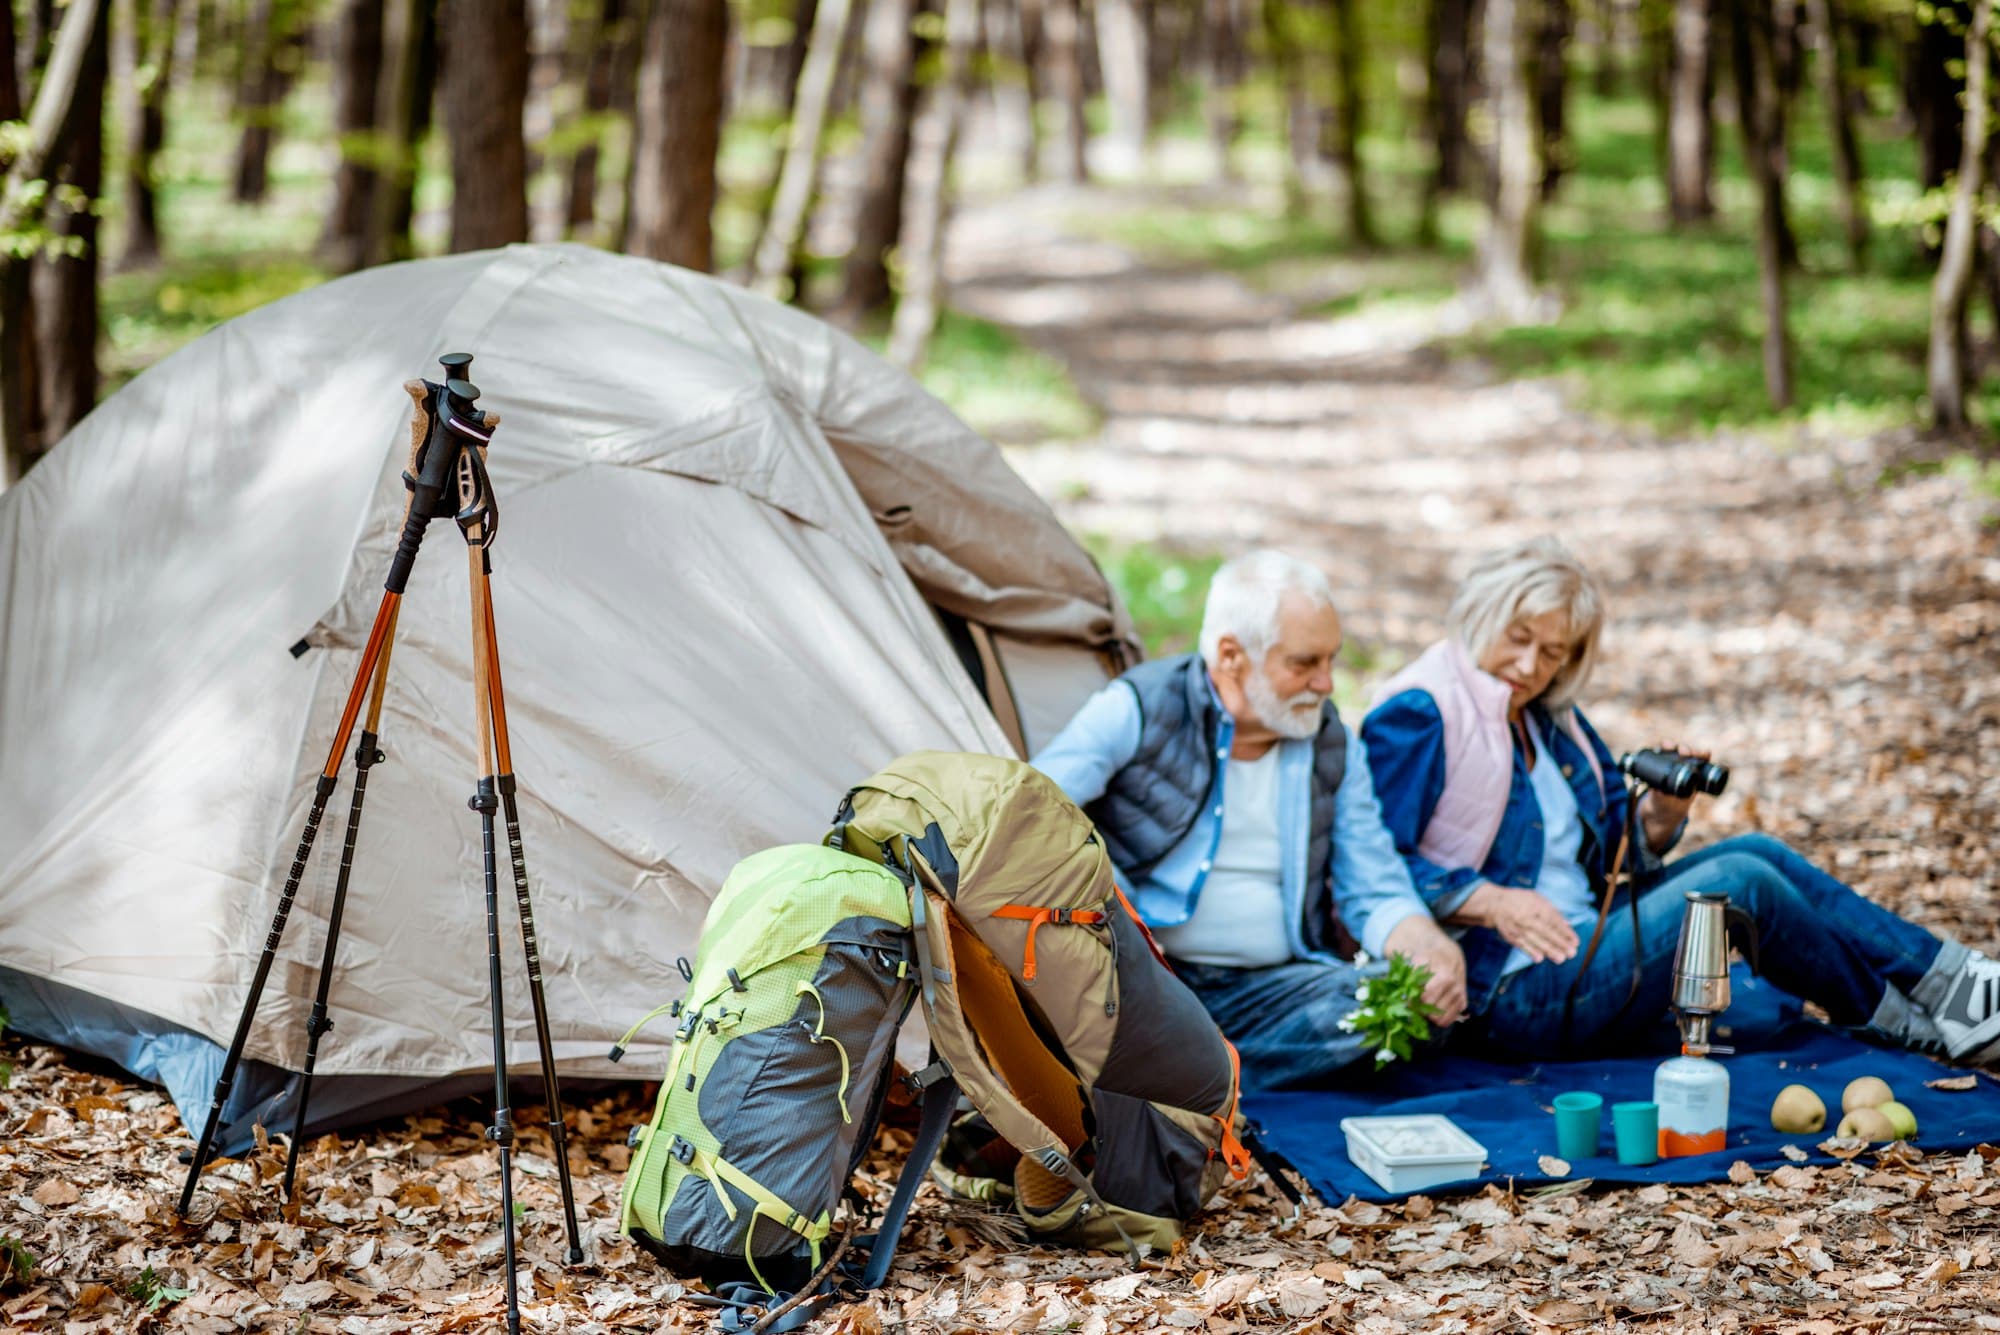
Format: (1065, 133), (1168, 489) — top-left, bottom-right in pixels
(177, 361), (465, 1217)
(447, 371), (555, 1335)
(282, 601), (401, 1198)
(469, 524), (587, 1264)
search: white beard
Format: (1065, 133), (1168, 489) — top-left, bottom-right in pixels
(1244, 667), (1326, 740)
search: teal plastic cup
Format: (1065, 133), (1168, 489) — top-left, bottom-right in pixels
(1612, 1100), (1659, 1166)
(1552, 1091), (1603, 1160)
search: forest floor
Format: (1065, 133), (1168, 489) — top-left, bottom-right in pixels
(8, 182), (2000, 1334)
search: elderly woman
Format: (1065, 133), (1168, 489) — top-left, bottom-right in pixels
(1359, 536), (1999, 1063)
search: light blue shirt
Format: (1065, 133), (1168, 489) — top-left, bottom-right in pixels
(1501, 720), (1596, 977)
(1031, 678), (1431, 964)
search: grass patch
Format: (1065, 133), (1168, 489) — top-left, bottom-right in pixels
(1085, 538), (1223, 658)
(897, 312), (1097, 443)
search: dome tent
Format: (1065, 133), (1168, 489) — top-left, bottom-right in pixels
(0, 243), (1137, 1149)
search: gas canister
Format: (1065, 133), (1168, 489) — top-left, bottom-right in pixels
(1654, 1052), (1729, 1157)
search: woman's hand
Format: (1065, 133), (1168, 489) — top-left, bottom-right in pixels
(1450, 883), (1579, 964)
(1639, 738), (1710, 849)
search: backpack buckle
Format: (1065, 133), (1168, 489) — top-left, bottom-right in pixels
(668, 1134), (696, 1165)
(1050, 908), (1074, 925)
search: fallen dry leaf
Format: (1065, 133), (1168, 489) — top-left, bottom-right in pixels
(1927, 1075), (1980, 1092)
(1537, 1156), (1570, 1178)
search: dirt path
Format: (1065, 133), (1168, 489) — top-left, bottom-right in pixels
(948, 183), (2000, 948)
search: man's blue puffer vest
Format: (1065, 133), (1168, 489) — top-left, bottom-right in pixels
(1085, 653), (1353, 959)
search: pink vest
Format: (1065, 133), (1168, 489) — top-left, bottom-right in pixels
(1370, 639), (1604, 871)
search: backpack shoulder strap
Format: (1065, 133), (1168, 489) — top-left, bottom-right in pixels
(857, 1064), (959, 1290)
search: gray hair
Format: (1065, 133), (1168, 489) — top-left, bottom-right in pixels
(1446, 536), (1605, 713)
(1198, 550), (1338, 667)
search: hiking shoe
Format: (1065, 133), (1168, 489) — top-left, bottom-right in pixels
(1931, 952), (2000, 1063)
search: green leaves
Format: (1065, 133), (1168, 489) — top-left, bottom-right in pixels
(126, 1266), (190, 1313)
(1343, 953), (1438, 1069)
(0, 1236), (34, 1290)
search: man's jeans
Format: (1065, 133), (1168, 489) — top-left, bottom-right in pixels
(1170, 957), (1373, 1090)
(1483, 833), (1945, 1059)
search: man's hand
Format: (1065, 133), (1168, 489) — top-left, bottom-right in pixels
(1451, 883), (1579, 965)
(1381, 914), (1468, 1027)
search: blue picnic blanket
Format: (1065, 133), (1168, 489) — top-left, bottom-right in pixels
(1243, 967), (2000, 1203)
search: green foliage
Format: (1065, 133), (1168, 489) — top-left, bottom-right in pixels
(890, 311), (1098, 443)
(1083, 539), (1223, 658)
(1343, 953), (1438, 1069)
(0, 120), (99, 261)
(0, 1237), (34, 1290)
(127, 1266), (190, 1313)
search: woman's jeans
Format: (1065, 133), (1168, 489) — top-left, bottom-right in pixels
(1483, 833), (1944, 1059)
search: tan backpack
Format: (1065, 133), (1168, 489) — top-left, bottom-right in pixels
(828, 750), (1272, 1254)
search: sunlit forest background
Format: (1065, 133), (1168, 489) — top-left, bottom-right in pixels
(5, 0), (2000, 499)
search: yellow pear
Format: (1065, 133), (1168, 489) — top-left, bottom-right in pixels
(1878, 1101), (1919, 1140)
(1836, 1106), (1897, 1142)
(1841, 1076), (1894, 1114)
(1770, 1084), (1826, 1134)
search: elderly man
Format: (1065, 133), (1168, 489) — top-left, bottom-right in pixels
(1034, 550), (1466, 1088)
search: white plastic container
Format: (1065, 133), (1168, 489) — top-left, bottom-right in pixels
(1339, 1115), (1489, 1193)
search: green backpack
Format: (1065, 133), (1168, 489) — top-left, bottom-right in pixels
(613, 844), (921, 1300)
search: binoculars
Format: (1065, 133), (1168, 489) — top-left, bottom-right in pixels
(1617, 748), (1729, 799)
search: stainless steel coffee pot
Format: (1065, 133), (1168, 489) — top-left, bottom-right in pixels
(1671, 889), (1754, 1054)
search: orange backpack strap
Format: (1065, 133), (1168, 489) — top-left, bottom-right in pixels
(992, 904), (1107, 981)
(1209, 1041), (1254, 1179)
(1109, 880), (1174, 971)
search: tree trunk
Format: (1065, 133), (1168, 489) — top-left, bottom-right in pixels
(231, 0), (297, 205)
(986, 0), (1039, 179)
(888, 0), (976, 370)
(1095, 0), (1148, 171)
(1736, 0), (1796, 270)
(1476, 0), (1543, 319)
(562, 0), (633, 236)
(1204, 0), (1244, 179)
(1732, 0), (1793, 409)
(1016, 0), (1045, 180)
(1043, 0), (1088, 180)
(366, 0), (435, 267)
(440, 0), (529, 252)
(1909, 6), (1963, 193)
(320, 0), (383, 272)
(834, 0), (921, 323)
(0, 2), (38, 485)
(1534, 0), (1571, 200)
(1806, 0), (1866, 268)
(1429, 0), (1472, 194)
(1666, 0), (1714, 222)
(33, 0), (107, 448)
(115, 0), (175, 269)
(625, 0), (727, 271)
(1263, 0), (1313, 212)
(1328, 0), (1375, 244)
(748, 0), (853, 298)
(1927, 0), (1990, 429)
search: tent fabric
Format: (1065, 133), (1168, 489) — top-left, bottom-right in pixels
(0, 244), (1135, 1102)
(1244, 972), (2000, 1203)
